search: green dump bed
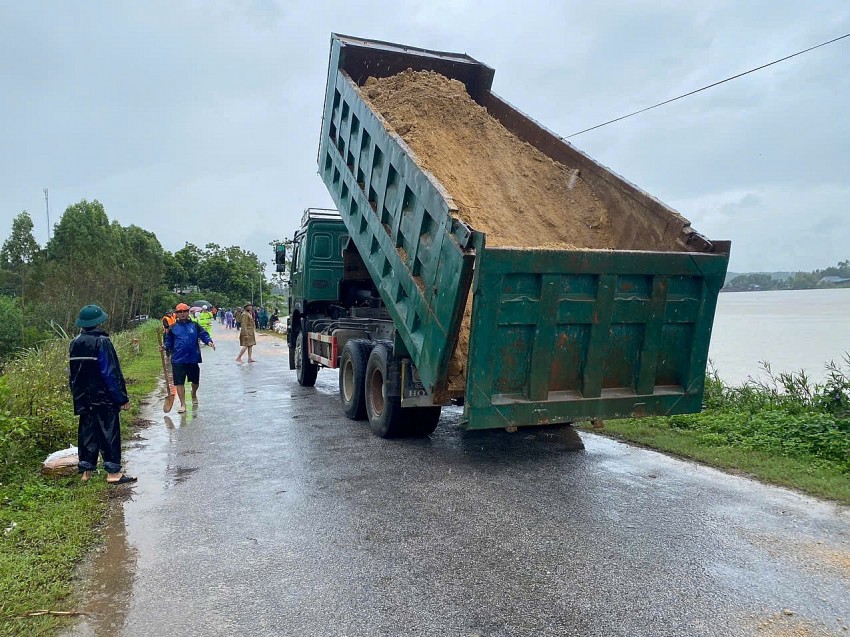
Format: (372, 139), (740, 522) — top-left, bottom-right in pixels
(318, 34), (730, 430)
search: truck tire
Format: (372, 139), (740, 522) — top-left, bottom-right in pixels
(339, 339), (371, 420)
(364, 343), (404, 438)
(295, 330), (318, 387)
(408, 406), (442, 437)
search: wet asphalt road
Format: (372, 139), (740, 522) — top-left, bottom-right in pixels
(67, 325), (850, 637)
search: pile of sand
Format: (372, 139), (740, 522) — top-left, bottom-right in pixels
(361, 69), (615, 250)
(360, 70), (619, 388)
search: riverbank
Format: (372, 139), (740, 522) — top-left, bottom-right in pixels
(579, 363), (850, 505)
(0, 322), (161, 637)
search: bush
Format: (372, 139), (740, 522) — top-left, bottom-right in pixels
(672, 356), (850, 473)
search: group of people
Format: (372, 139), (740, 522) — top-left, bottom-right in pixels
(217, 305), (280, 332)
(70, 296), (274, 485)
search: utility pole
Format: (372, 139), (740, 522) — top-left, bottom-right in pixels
(259, 273), (264, 307)
(43, 188), (50, 240)
(43, 188), (51, 241)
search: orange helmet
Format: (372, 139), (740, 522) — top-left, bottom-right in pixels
(175, 303), (190, 311)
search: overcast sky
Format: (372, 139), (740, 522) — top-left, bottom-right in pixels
(1, 1), (848, 275)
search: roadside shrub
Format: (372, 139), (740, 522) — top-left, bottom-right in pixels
(683, 356), (850, 473)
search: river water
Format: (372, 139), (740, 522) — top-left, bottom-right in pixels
(708, 288), (850, 386)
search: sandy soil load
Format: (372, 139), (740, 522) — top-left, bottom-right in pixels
(358, 70), (625, 389)
(362, 69), (615, 250)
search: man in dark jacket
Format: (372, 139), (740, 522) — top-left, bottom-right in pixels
(69, 304), (135, 484)
(164, 302), (215, 413)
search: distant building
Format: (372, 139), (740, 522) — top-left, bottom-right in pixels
(818, 276), (850, 285)
(172, 285), (200, 294)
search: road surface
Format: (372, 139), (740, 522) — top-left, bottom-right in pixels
(66, 325), (850, 636)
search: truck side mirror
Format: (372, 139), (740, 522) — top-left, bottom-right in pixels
(275, 244), (287, 273)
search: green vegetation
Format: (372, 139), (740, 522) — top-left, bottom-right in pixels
(724, 259), (850, 291)
(0, 202), (272, 358)
(0, 321), (161, 637)
(168, 241), (272, 309)
(582, 358), (850, 504)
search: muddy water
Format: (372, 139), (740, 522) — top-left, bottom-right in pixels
(709, 288), (850, 385)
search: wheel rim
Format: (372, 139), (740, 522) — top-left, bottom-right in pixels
(368, 366), (385, 417)
(342, 358), (354, 402)
(295, 334), (303, 372)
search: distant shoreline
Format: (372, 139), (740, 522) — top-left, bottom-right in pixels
(721, 286), (850, 293)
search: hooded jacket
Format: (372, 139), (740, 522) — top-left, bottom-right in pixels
(164, 319), (213, 364)
(198, 310), (214, 333)
(69, 328), (129, 414)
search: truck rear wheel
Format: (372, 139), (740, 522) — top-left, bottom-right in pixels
(295, 331), (318, 387)
(340, 339), (371, 420)
(364, 343), (404, 438)
(409, 407), (442, 437)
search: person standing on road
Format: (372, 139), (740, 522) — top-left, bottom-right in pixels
(225, 308), (234, 329)
(69, 304), (136, 485)
(235, 302), (256, 363)
(164, 303), (216, 413)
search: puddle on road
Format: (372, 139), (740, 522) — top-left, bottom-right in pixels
(63, 390), (185, 637)
(167, 465), (198, 484)
(65, 335), (288, 636)
(64, 502), (136, 637)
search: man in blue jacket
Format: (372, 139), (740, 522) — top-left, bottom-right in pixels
(69, 304), (135, 484)
(164, 302), (216, 413)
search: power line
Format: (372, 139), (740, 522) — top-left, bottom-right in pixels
(565, 31), (850, 139)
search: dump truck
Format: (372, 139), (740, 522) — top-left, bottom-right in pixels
(281, 34), (730, 437)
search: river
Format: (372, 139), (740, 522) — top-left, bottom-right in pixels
(708, 287), (850, 386)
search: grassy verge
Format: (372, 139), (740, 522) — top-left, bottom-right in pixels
(0, 322), (162, 637)
(579, 362), (850, 505)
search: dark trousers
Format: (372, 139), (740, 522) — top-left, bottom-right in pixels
(77, 406), (122, 474)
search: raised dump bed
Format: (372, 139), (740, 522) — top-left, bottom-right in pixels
(317, 34), (729, 430)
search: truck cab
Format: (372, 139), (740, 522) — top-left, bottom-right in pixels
(284, 207), (435, 437)
(288, 208), (348, 314)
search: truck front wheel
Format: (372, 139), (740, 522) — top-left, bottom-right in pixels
(364, 343), (403, 438)
(340, 339), (371, 420)
(295, 331), (318, 387)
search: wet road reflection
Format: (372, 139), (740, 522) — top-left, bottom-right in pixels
(64, 327), (850, 637)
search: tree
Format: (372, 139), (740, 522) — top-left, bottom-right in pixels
(33, 199), (168, 331)
(163, 252), (188, 290)
(174, 243), (203, 287)
(0, 211), (40, 270)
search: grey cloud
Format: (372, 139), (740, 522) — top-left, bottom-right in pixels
(1, 0), (847, 276)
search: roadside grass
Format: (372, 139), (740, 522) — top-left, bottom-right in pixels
(0, 321), (162, 637)
(578, 417), (850, 503)
(580, 360), (850, 505)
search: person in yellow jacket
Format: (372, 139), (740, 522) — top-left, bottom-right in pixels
(198, 305), (214, 334)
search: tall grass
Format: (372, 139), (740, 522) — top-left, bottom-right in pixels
(0, 321), (162, 636)
(694, 357), (850, 472)
(0, 321), (161, 477)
